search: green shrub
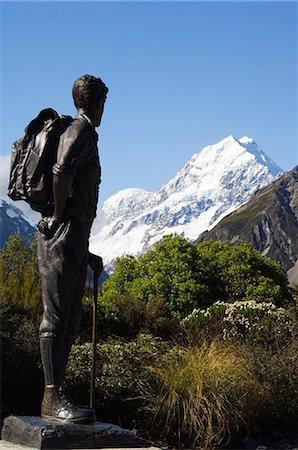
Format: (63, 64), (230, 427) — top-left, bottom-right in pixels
(101, 235), (212, 322)
(67, 336), (262, 447)
(67, 334), (169, 425)
(197, 240), (292, 306)
(182, 300), (296, 349)
(99, 237), (292, 340)
(96, 293), (183, 340)
(0, 234), (42, 319)
(97, 292), (146, 339)
(0, 299), (43, 415)
(252, 337), (298, 433)
(0, 235), (43, 415)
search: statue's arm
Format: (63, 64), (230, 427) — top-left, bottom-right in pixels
(52, 121), (92, 220)
(38, 122), (92, 238)
(51, 171), (73, 222)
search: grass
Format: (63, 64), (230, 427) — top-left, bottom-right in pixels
(138, 341), (262, 448)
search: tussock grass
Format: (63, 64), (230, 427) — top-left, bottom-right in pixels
(139, 341), (262, 448)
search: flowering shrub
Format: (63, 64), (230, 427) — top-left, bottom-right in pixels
(182, 300), (295, 347)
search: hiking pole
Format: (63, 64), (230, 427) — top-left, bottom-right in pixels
(90, 267), (99, 410)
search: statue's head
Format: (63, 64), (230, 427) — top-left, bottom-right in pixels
(72, 74), (108, 127)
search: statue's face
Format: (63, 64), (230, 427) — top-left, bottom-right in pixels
(93, 95), (107, 127)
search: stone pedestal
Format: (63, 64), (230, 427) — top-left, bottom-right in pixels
(1, 415), (148, 449)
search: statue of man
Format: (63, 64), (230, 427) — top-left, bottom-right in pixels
(37, 74), (108, 423)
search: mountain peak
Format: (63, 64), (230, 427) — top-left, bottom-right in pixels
(238, 137), (281, 177)
(103, 188), (152, 208)
(90, 135), (283, 272)
(219, 135), (238, 145)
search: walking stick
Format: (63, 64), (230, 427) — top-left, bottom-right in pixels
(90, 267), (99, 410)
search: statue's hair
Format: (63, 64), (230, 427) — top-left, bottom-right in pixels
(72, 74), (108, 110)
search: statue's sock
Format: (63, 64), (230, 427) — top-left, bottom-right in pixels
(40, 336), (63, 386)
(61, 337), (73, 382)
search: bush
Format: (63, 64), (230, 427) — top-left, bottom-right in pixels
(97, 292), (146, 339)
(252, 338), (298, 433)
(0, 235), (43, 416)
(101, 235), (212, 322)
(67, 335), (262, 447)
(99, 237), (293, 340)
(67, 334), (170, 425)
(182, 301), (296, 349)
(0, 299), (43, 415)
(197, 240), (292, 306)
(0, 234), (42, 319)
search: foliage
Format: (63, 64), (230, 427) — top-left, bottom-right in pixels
(0, 235), (43, 415)
(197, 240), (291, 306)
(182, 300), (296, 349)
(67, 336), (261, 447)
(99, 236), (292, 338)
(0, 234), (42, 319)
(139, 342), (262, 448)
(251, 338), (298, 433)
(0, 298), (43, 415)
(1, 232), (296, 445)
(67, 334), (170, 424)
(96, 292), (147, 339)
(101, 235), (212, 320)
(78, 296), (94, 342)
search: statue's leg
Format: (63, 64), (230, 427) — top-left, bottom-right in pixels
(37, 224), (70, 388)
(37, 220), (94, 423)
(62, 221), (91, 380)
(59, 247), (95, 413)
(61, 338), (73, 382)
(39, 335), (63, 386)
(60, 224), (96, 414)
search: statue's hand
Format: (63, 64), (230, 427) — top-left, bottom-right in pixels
(88, 252), (103, 277)
(38, 217), (59, 239)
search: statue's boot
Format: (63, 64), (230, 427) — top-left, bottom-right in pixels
(58, 384), (96, 418)
(41, 385), (95, 423)
(40, 336), (95, 423)
(61, 338), (96, 417)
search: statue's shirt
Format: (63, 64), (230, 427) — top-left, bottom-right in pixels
(53, 112), (101, 222)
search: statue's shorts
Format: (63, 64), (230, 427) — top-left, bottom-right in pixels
(37, 219), (92, 341)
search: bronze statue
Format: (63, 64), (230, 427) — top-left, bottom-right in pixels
(37, 75), (108, 423)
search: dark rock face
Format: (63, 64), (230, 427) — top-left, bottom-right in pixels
(287, 259), (298, 291)
(198, 166), (298, 272)
(0, 199), (36, 247)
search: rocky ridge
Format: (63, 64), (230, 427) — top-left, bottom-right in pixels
(198, 166), (298, 271)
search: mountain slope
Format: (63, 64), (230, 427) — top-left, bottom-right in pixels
(89, 135), (282, 271)
(0, 199), (37, 247)
(198, 166), (298, 271)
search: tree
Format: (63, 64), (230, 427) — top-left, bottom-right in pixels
(197, 240), (291, 306)
(0, 234), (42, 317)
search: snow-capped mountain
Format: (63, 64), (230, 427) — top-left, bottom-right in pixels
(0, 199), (37, 247)
(89, 135), (282, 272)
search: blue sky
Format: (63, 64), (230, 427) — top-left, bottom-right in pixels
(1, 1), (297, 206)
